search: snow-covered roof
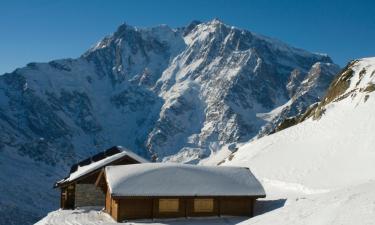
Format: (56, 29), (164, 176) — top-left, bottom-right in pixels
(55, 146), (148, 187)
(104, 163), (266, 197)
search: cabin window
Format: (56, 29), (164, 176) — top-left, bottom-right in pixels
(194, 198), (214, 212)
(159, 199), (179, 212)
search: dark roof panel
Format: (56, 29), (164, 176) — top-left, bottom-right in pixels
(92, 152), (106, 162)
(105, 147), (121, 156)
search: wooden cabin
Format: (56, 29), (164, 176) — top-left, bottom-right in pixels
(96, 163), (266, 221)
(54, 146), (148, 209)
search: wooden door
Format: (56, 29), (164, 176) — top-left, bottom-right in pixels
(66, 184), (75, 209)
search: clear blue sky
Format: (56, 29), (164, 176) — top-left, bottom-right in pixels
(1, 0), (374, 74)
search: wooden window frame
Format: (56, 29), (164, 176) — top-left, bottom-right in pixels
(159, 199), (179, 213)
(194, 198), (214, 212)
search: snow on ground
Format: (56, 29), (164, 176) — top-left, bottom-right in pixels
(244, 181), (375, 225)
(35, 208), (248, 225)
(34, 208), (115, 225)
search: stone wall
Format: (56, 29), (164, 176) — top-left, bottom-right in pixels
(75, 183), (105, 207)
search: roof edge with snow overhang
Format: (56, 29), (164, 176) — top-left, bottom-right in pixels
(104, 163), (266, 197)
(54, 146), (149, 188)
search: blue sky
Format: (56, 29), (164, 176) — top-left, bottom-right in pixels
(0, 0), (374, 74)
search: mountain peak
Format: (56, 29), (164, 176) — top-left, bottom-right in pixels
(208, 18), (224, 25)
(0, 20), (342, 224)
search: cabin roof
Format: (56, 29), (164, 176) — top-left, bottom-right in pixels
(104, 163), (266, 197)
(55, 146), (148, 187)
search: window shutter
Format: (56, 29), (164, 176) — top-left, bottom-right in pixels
(194, 199), (214, 212)
(159, 199), (179, 212)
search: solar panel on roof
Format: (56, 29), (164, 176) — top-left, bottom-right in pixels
(105, 147), (121, 156)
(92, 152), (106, 162)
(70, 164), (78, 173)
(79, 158), (92, 167)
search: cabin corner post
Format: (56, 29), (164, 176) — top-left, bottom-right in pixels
(151, 198), (155, 219)
(111, 198), (120, 222)
(250, 198), (255, 217)
(184, 198), (188, 218)
(217, 197), (221, 217)
(59, 188), (64, 209)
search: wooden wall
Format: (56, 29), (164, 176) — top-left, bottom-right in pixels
(60, 185), (75, 209)
(105, 190), (111, 214)
(118, 198), (154, 220)
(111, 196), (255, 222)
(220, 197), (254, 216)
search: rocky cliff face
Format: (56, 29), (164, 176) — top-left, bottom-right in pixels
(0, 19), (339, 224)
(257, 62), (340, 136)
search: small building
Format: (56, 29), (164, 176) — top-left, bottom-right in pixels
(54, 146), (148, 209)
(96, 163), (266, 221)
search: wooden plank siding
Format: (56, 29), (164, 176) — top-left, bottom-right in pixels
(108, 196), (256, 222)
(118, 198), (154, 220)
(111, 198), (119, 221)
(105, 190), (111, 214)
(219, 197), (254, 216)
(60, 185), (75, 209)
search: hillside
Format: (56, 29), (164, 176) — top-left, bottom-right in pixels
(222, 57), (375, 189)
(220, 57), (375, 224)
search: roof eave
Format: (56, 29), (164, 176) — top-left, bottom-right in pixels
(53, 152), (147, 188)
(111, 194), (267, 199)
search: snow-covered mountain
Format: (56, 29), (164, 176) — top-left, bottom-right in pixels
(35, 57), (375, 225)
(257, 62), (340, 136)
(0, 19), (339, 224)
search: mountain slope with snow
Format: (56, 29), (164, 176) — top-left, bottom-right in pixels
(218, 57), (375, 225)
(222, 57), (375, 189)
(0, 19), (339, 224)
(35, 57), (375, 225)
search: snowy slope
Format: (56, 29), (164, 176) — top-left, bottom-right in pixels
(218, 57), (375, 224)
(242, 181), (375, 225)
(222, 57), (375, 189)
